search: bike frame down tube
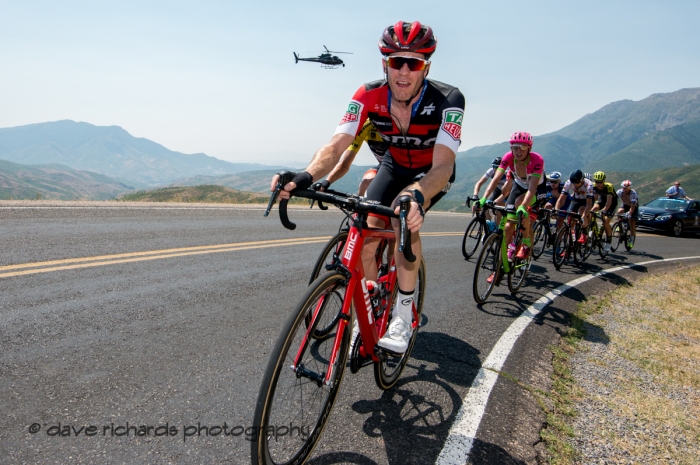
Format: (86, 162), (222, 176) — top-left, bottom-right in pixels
(341, 222), (397, 363)
(294, 218), (398, 385)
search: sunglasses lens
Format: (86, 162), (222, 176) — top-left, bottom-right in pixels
(387, 57), (427, 71)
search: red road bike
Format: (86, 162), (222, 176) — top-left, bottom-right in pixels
(253, 174), (425, 465)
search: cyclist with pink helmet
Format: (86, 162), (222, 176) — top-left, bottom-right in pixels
(478, 131), (546, 261)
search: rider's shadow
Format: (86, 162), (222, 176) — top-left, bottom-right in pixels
(351, 332), (480, 465)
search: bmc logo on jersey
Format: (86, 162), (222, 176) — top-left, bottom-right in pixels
(339, 101), (362, 125)
(442, 109), (463, 141)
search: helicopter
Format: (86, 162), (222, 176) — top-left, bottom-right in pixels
(293, 46), (352, 69)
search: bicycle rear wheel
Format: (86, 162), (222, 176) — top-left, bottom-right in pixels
(252, 271), (350, 465)
(552, 226), (569, 270)
(531, 220), (547, 260)
(374, 258), (426, 390)
(610, 222), (621, 252)
(473, 233), (502, 304)
(461, 217), (483, 259)
(624, 232), (635, 251)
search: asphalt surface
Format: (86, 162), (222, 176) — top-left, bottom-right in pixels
(1, 202), (698, 465)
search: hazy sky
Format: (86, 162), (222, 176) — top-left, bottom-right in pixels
(2, 1), (699, 165)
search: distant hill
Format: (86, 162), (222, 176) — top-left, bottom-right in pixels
(0, 120), (287, 186)
(447, 87), (700, 201)
(118, 184), (308, 205)
(0, 159), (132, 200)
(171, 164), (375, 196)
(118, 185), (270, 204)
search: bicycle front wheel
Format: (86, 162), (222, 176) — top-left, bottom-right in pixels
(252, 271), (351, 465)
(598, 227), (611, 258)
(610, 222), (621, 252)
(309, 231), (348, 284)
(531, 220), (547, 260)
(507, 255), (530, 293)
(552, 226), (569, 270)
(581, 227), (593, 262)
(473, 233), (502, 304)
(374, 258), (426, 390)
(461, 217), (483, 259)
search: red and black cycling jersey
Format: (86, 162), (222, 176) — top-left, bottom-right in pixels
(334, 79), (465, 169)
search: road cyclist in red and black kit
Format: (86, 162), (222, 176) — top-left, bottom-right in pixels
(257, 21), (464, 464)
(269, 20), (464, 353)
(477, 132), (546, 263)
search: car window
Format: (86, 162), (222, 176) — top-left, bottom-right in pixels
(691, 202), (699, 211)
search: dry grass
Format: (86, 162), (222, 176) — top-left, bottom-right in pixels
(542, 265), (700, 465)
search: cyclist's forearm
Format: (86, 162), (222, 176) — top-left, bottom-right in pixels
(473, 177), (487, 196)
(326, 149), (356, 184)
(304, 133), (354, 181)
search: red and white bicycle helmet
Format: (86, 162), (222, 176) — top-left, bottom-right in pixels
(379, 21), (437, 59)
(621, 180), (632, 188)
(510, 131), (533, 147)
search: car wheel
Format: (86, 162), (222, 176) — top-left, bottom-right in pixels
(671, 220), (683, 237)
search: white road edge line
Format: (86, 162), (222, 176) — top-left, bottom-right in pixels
(436, 255), (700, 465)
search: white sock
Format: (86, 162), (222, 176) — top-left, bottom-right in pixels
(394, 289), (414, 322)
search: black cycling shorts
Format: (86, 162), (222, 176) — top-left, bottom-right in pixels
(504, 181), (546, 210)
(487, 187), (503, 203)
(596, 199), (618, 217)
(365, 153), (455, 212)
(620, 204), (639, 220)
(569, 198), (590, 213)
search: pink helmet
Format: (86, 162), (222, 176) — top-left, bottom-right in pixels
(621, 180), (632, 188)
(379, 21), (437, 58)
(510, 131), (533, 147)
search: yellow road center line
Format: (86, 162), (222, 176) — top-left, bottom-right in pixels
(0, 237), (331, 272)
(0, 232), (462, 279)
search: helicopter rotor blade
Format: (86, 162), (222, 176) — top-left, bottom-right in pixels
(323, 45), (352, 54)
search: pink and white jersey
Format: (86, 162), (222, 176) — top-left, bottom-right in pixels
(562, 178), (595, 200)
(497, 151), (544, 189)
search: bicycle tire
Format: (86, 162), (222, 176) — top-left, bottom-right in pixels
(473, 233), (502, 304)
(252, 271), (351, 465)
(598, 226), (611, 259)
(507, 255), (530, 293)
(461, 217), (483, 260)
(581, 226), (593, 262)
(374, 258), (426, 390)
(624, 232), (634, 251)
(552, 226), (569, 270)
(309, 231), (348, 284)
(610, 222), (621, 252)
(531, 220), (547, 260)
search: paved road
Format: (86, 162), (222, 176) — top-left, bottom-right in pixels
(1, 203), (698, 464)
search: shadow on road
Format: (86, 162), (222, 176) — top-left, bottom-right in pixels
(311, 332), (480, 465)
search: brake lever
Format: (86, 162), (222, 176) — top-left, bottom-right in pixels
(264, 170), (292, 217)
(397, 195), (416, 263)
